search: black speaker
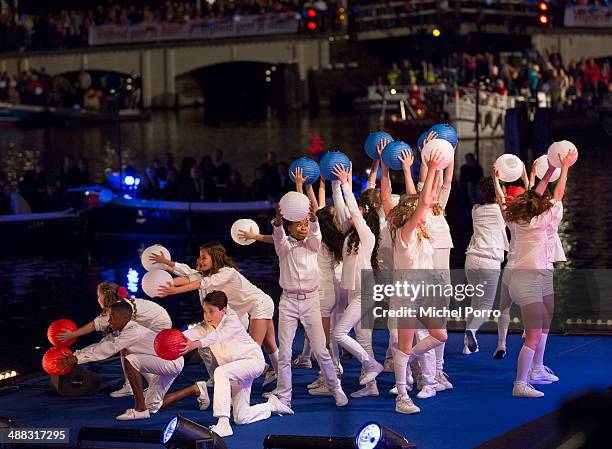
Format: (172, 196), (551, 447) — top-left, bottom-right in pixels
(50, 366), (101, 397)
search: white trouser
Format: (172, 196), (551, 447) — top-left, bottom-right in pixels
(432, 248), (451, 372)
(276, 292), (340, 405)
(213, 354), (271, 424)
(198, 347), (219, 380)
(465, 254), (502, 330)
(414, 329), (436, 387)
(333, 290), (373, 364)
(125, 353), (184, 413)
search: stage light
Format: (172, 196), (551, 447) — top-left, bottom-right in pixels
(390, 88), (397, 95)
(124, 175), (135, 186)
(539, 14), (548, 24)
(539, 2), (548, 11)
(307, 21), (317, 30)
(306, 9), (317, 18)
(432, 28), (441, 37)
(356, 422), (415, 449)
(162, 415), (227, 449)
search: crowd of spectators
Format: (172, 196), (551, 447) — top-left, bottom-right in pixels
(136, 150), (296, 203)
(0, 0), (336, 53)
(0, 68), (141, 110)
(0, 155), (91, 215)
(382, 47), (612, 112)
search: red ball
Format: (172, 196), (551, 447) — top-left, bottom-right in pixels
(85, 193), (100, 207)
(48, 319), (78, 347)
(42, 347), (74, 376)
(154, 329), (187, 361)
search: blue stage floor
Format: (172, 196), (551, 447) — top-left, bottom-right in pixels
(2, 331), (611, 449)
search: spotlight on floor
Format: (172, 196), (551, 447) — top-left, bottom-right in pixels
(356, 422), (416, 449)
(162, 415), (227, 449)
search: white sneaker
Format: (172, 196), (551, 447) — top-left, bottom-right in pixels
(350, 381), (379, 398)
(360, 359), (384, 385)
(512, 381), (544, 398)
(206, 378), (214, 388)
(196, 381), (210, 410)
(210, 422), (233, 437)
(493, 346), (506, 359)
(434, 371), (453, 391)
(389, 386), (398, 395)
(262, 388), (278, 399)
(395, 395), (420, 414)
(307, 375), (324, 389)
(416, 385), (437, 399)
(292, 355), (312, 369)
(383, 357), (394, 372)
(332, 388), (348, 406)
(110, 383), (133, 398)
(465, 330), (479, 353)
(308, 384), (333, 396)
(262, 369), (277, 387)
(267, 394), (294, 415)
(335, 363), (344, 377)
(116, 408), (150, 420)
(463, 344), (479, 355)
(530, 366), (559, 384)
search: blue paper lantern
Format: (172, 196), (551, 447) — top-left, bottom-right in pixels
(417, 131), (429, 151)
(428, 123), (458, 148)
(364, 131), (393, 160)
(289, 157), (321, 186)
(382, 141), (413, 171)
(319, 151), (351, 181)
(99, 189), (114, 204)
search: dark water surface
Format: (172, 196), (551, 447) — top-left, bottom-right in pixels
(1, 109), (611, 375)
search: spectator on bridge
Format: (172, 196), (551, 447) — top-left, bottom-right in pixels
(179, 166), (207, 202)
(77, 158), (91, 186)
(212, 149), (231, 185)
(276, 161), (291, 199)
(387, 63), (401, 86)
(178, 157), (197, 186)
(260, 151), (280, 197)
(460, 153), (483, 207)
(161, 167), (180, 200)
(41, 182), (69, 212)
(225, 169), (247, 202)
(250, 167), (272, 202)
(60, 155), (81, 191)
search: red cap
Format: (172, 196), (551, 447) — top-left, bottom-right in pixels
(117, 287), (128, 299)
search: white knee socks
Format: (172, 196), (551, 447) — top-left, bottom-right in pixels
(497, 309), (511, 349)
(532, 333), (548, 369)
(393, 350), (410, 396)
(269, 350), (280, 374)
(516, 346), (535, 382)
(434, 343), (445, 372)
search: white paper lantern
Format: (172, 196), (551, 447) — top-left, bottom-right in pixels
(534, 155), (561, 182)
(141, 244), (171, 272)
(421, 138), (454, 170)
(141, 270), (173, 298)
(547, 140), (578, 168)
(230, 219), (260, 246)
(278, 191), (310, 222)
(494, 154), (523, 182)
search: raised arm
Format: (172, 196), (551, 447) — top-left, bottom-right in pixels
(534, 156), (559, 196)
(366, 158), (380, 189)
(552, 149), (576, 201)
(272, 205), (291, 257)
(332, 179), (352, 233)
(305, 184), (318, 211)
(377, 140), (395, 215)
(492, 165), (507, 213)
(318, 176), (326, 210)
(400, 149), (417, 195)
(294, 167), (307, 194)
(305, 202), (322, 252)
(528, 161), (536, 189)
(333, 164), (375, 246)
(401, 151), (442, 243)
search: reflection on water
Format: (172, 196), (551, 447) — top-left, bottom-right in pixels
(1, 109), (611, 375)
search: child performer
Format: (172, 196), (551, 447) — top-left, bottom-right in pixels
(154, 243), (279, 386)
(463, 177), (510, 354)
(493, 149), (574, 397)
(383, 150), (446, 414)
(418, 135), (454, 393)
(59, 301), (183, 420)
(161, 291), (293, 437)
(271, 197), (348, 408)
(331, 162), (384, 388)
(57, 282), (172, 397)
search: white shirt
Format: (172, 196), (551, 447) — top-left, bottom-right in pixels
(172, 264), (271, 316)
(546, 202), (566, 267)
(505, 200), (563, 270)
(377, 206), (394, 270)
(93, 298), (172, 333)
(466, 203), (509, 262)
(393, 225), (434, 270)
(334, 182), (375, 291)
(272, 219), (321, 293)
(183, 310), (262, 366)
(318, 243), (339, 291)
(418, 183), (453, 249)
(75, 321), (163, 364)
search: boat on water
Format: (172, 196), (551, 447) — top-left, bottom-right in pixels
(0, 102), (150, 128)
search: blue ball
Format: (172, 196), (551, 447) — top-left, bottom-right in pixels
(289, 157), (320, 186)
(319, 151), (351, 181)
(428, 123), (458, 148)
(99, 189), (114, 204)
(417, 131), (429, 151)
(382, 141), (413, 171)
(364, 131), (393, 160)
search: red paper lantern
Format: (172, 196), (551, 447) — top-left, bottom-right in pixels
(85, 192), (100, 207)
(42, 347), (74, 376)
(47, 319), (78, 347)
(154, 329), (187, 361)
(118, 287), (128, 299)
(506, 186), (526, 204)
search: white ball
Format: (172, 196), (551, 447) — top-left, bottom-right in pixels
(230, 219), (260, 246)
(547, 140), (578, 168)
(141, 244), (171, 271)
(421, 139), (454, 170)
(141, 270), (173, 298)
(279, 191), (310, 222)
(534, 155), (561, 182)
(494, 154), (523, 182)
